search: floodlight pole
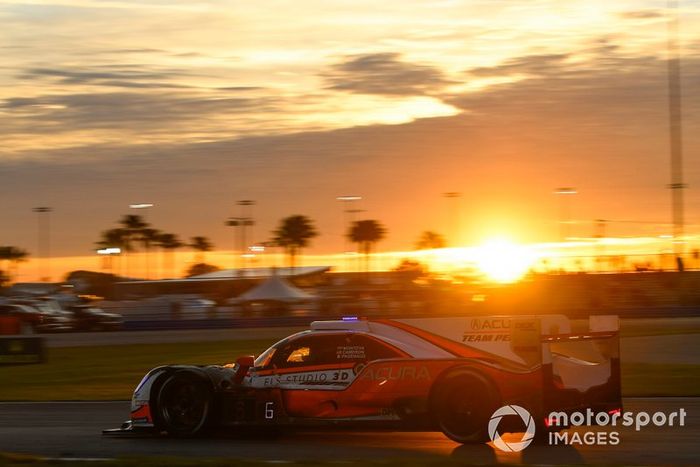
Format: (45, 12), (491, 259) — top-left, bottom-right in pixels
(666, 0), (687, 262)
(32, 207), (52, 282)
(336, 195), (362, 271)
(129, 203), (154, 278)
(227, 200), (255, 272)
(442, 192), (461, 247)
(554, 188), (577, 242)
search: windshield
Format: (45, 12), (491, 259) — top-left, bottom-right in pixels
(253, 346), (276, 369)
(252, 331), (309, 369)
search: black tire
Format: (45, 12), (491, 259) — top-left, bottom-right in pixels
(431, 370), (500, 444)
(154, 371), (212, 436)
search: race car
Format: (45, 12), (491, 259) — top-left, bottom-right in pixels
(105, 315), (621, 443)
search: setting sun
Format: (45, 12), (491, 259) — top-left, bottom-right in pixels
(474, 238), (537, 283)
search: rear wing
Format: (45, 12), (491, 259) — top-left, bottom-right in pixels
(541, 316), (621, 414)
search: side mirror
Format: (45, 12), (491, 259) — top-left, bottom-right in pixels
(233, 355), (255, 384)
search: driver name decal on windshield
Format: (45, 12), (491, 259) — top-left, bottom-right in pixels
(336, 345), (366, 360)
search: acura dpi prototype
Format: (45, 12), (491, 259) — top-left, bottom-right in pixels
(105, 315), (621, 443)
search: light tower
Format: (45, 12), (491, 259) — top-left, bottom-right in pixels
(442, 192), (461, 247)
(554, 188), (577, 241)
(336, 195), (362, 271)
(666, 0), (687, 264)
(32, 206), (52, 282)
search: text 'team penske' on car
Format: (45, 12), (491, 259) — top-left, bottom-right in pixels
(105, 315), (621, 443)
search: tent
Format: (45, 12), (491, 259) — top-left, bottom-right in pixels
(236, 274), (316, 303)
(191, 266), (330, 280)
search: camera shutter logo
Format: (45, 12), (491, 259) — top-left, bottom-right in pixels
(488, 405), (536, 452)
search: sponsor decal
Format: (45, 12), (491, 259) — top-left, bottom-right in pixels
(464, 319), (512, 342)
(470, 318), (511, 331)
(256, 369), (355, 388)
(488, 405), (536, 452)
(281, 369), (352, 384)
(359, 365), (430, 382)
(514, 321), (535, 331)
(462, 333), (510, 343)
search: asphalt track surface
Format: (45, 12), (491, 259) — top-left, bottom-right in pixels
(0, 398), (697, 464)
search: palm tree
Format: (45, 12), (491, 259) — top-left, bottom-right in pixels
(0, 247), (11, 279)
(348, 220), (386, 273)
(0, 246), (29, 281)
(119, 214), (148, 243)
(96, 228), (129, 250)
(271, 215), (318, 269)
(138, 228), (161, 279)
(189, 236), (213, 264)
(157, 233), (183, 278)
(186, 262), (221, 278)
(0, 268), (9, 289)
(8, 246), (29, 279)
(0, 246), (9, 270)
(414, 231), (446, 250)
(118, 214), (148, 276)
(95, 228), (129, 275)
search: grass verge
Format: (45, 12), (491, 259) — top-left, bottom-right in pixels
(0, 339), (272, 400)
(620, 318), (700, 338)
(622, 362), (700, 397)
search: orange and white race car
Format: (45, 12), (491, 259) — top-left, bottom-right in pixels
(106, 315), (621, 443)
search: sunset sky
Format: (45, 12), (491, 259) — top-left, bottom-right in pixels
(1, 0), (700, 273)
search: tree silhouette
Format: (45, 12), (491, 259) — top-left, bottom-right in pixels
(96, 228), (129, 251)
(348, 220), (386, 273)
(0, 246), (29, 281)
(414, 231), (446, 250)
(392, 259), (429, 282)
(157, 233), (183, 278)
(0, 269), (9, 289)
(271, 215), (318, 269)
(119, 214), (148, 249)
(0, 247), (12, 276)
(189, 236), (213, 264)
(118, 214), (148, 276)
(140, 228), (161, 279)
(95, 228), (128, 275)
(186, 262), (220, 278)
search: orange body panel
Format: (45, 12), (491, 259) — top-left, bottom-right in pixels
(281, 359), (543, 419)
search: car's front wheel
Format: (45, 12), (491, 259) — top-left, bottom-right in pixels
(154, 371), (212, 436)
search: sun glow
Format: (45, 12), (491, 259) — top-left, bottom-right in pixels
(474, 238), (537, 283)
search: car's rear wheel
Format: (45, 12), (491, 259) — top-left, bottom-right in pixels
(431, 370), (500, 444)
(155, 371), (212, 436)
